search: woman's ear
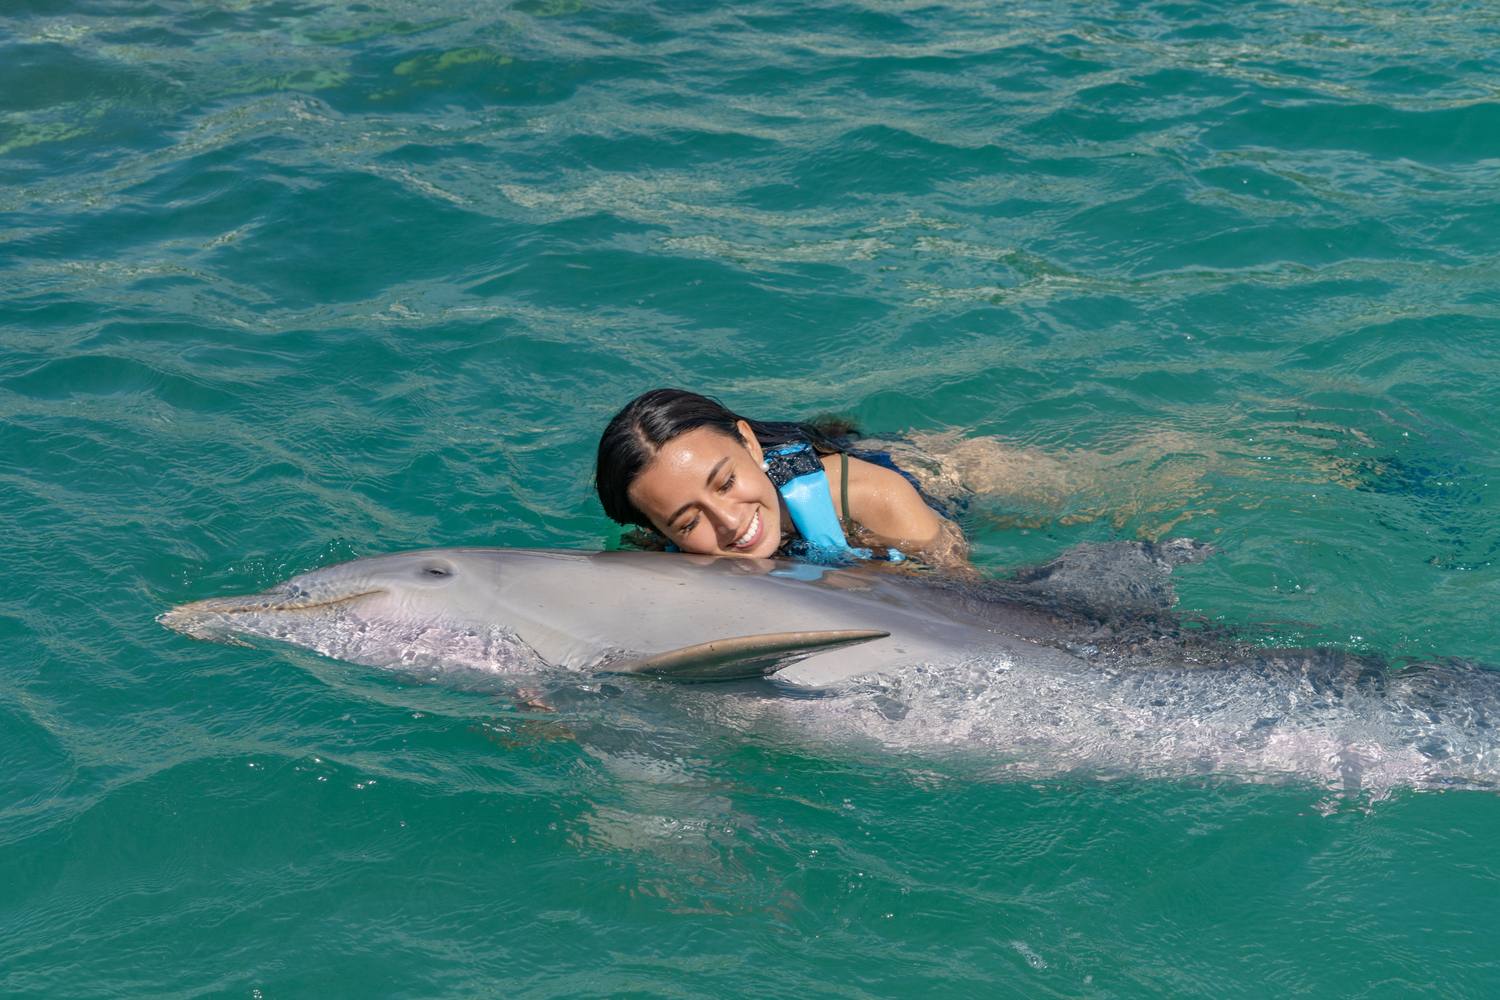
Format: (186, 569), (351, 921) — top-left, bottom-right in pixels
(735, 419), (765, 465)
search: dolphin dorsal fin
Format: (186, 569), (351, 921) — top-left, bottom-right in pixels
(600, 629), (889, 682)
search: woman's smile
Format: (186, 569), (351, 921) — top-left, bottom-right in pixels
(730, 508), (763, 550)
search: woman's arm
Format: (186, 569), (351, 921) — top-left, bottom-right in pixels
(831, 455), (972, 573)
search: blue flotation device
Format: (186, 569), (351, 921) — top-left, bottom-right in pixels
(762, 442), (904, 566)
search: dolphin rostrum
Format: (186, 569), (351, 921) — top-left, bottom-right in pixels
(160, 542), (1500, 790)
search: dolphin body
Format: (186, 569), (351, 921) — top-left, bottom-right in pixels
(161, 542), (1500, 791)
(160, 545), (1054, 686)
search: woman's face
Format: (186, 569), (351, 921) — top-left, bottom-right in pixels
(627, 421), (784, 558)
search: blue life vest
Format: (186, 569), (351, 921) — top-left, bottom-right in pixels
(762, 442), (904, 565)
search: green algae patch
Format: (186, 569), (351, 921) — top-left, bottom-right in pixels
(301, 16), (465, 46)
(394, 47), (513, 79)
(204, 67), (351, 102)
(0, 113), (100, 156)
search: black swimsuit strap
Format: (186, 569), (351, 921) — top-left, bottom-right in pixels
(839, 452), (855, 535)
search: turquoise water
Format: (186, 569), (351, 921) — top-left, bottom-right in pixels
(4, 0), (1500, 994)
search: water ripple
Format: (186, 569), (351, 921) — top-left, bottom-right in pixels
(5, 0), (1500, 995)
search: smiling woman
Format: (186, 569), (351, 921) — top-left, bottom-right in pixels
(594, 388), (971, 572)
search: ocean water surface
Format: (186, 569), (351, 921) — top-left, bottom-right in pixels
(3, 0), (1500, 995)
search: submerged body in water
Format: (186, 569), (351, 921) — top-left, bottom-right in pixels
(161, 542), (1500, 793)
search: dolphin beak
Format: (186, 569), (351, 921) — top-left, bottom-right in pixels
(158, 586), (381, 640)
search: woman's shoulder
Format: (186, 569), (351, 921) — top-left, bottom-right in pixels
(822, 451), (970, 573)
(824, 452), (941, 539)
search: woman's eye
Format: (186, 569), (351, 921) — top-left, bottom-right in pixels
(678, 516), (700, 535)
(717, 474), (735, 494)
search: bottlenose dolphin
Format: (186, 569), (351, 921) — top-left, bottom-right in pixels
(160, 541), (1500, 791)
(159, 546), (1025, 686)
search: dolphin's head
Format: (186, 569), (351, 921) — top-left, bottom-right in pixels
(160, 550), (549, 675)
(161, 547), (916, 682)
(161, 551), (477, 637)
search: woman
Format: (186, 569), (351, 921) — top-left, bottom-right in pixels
(595, 388), (971, 572)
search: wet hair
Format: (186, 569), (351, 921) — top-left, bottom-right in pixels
(595, 388), (853, 529)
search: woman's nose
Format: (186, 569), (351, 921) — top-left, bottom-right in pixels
(702, 497), (739, 541)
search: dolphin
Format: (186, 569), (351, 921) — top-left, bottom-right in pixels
(159, 545), (1057, 686)
(160, 541), (1500, 791)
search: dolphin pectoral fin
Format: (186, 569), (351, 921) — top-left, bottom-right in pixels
(600, 629), (890, 682)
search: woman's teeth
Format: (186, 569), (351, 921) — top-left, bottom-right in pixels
(732, 510), (761, 549)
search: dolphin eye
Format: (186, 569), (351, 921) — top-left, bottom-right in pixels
(422, 566), (451, 578)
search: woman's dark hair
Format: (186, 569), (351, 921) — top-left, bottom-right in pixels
(595, 388), (853, 529)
